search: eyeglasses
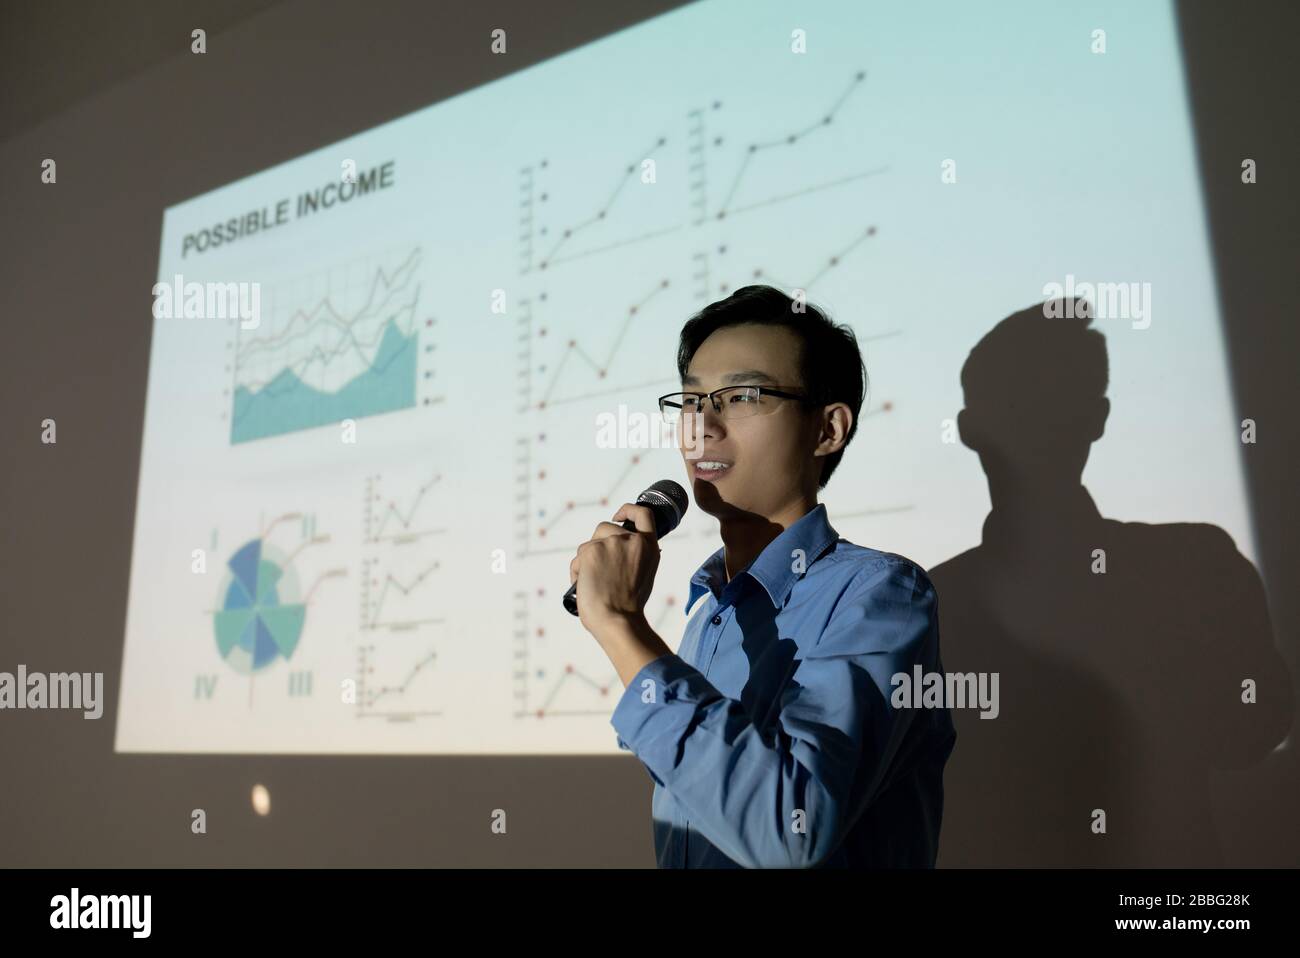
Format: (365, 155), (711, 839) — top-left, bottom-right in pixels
(658, 385), (808, 423)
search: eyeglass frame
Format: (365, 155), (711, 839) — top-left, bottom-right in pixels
(657, 384), (811, 421)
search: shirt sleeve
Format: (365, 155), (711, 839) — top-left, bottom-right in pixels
(609, 558), (938, 868)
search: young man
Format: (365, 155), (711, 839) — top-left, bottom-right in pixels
(568, 285), (956, 868)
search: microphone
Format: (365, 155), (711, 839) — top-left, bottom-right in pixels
(563, 479), (689, 616)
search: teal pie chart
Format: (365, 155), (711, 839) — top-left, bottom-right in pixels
(213, 538), (306, 674)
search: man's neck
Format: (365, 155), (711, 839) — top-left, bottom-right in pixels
(986, 473), (1091, 517)
(719, 495), (818, 582)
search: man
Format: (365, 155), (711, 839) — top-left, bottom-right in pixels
(568, 284), (957, 868)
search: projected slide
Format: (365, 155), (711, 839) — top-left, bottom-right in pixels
(116, 0), (1254, 753)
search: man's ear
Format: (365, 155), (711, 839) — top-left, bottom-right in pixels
(816, 402), (852, 456)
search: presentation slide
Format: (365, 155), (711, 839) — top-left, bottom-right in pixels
(115, 0), (1252, 753)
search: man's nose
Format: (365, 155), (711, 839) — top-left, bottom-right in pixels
(682, 404), (724, 449)
(699, 397), (726, 432)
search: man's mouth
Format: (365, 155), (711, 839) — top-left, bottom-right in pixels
(692, 459), (733, 481)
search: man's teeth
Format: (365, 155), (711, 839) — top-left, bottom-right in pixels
(698, 461), (730, 469)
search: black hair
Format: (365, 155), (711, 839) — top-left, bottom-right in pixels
(675, 285), (867, 489)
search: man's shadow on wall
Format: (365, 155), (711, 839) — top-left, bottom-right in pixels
(931, 300), (1296, 867)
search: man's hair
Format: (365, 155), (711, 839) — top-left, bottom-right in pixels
(675, 285), (868, 489)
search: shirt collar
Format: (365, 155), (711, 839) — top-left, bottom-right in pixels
(685, 503), (841, 615)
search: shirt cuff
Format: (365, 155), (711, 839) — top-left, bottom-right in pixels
(610, 652), (705, 753)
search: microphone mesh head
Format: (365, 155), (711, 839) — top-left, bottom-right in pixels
(648, 478), (688, 514)
(641, 479), (689, 531)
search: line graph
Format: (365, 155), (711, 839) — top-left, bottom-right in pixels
(711, 70), (879, 219)
(703, 224), (881, 296)
(518, 129), (685, 273)
(355, 644), (442, 721)
(359, 555), (445, 631)
(364, 471), (446, 544)
(511, 588), (684, 718)
(511, 587), (618, 718)
(516, 280), (679, 412)
(229, 247), (437, 444)
(514, 429), (679, 557)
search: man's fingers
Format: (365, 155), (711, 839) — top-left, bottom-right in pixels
(570, 539), (604, 584)
(612, 502), (655, 535)
(589, 519), (630, 541)
(575, 506), (648, 583)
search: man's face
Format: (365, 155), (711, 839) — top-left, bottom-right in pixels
(677, 323), (819, 520)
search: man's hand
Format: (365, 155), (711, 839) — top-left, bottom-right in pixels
(569, 502), (660, 638)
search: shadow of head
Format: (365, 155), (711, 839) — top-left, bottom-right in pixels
(956, 298), (1110, 484)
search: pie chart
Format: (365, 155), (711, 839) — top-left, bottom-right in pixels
(213, 537), (307, 674)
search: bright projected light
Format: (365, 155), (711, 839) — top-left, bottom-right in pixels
(115, 0), (1253, 753)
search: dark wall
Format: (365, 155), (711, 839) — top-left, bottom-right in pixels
(1177, 0), (1299, 679)
(0, 0), (1294, 866)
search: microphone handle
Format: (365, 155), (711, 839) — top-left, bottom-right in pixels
(562, 518), (638, 616)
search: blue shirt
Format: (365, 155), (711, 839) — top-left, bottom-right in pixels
(611, 503), (957, 868)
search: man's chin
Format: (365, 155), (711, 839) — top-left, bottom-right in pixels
(690, 476), (741, 517)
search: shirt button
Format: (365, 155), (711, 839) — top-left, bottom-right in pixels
(711, 614), (722, 625)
